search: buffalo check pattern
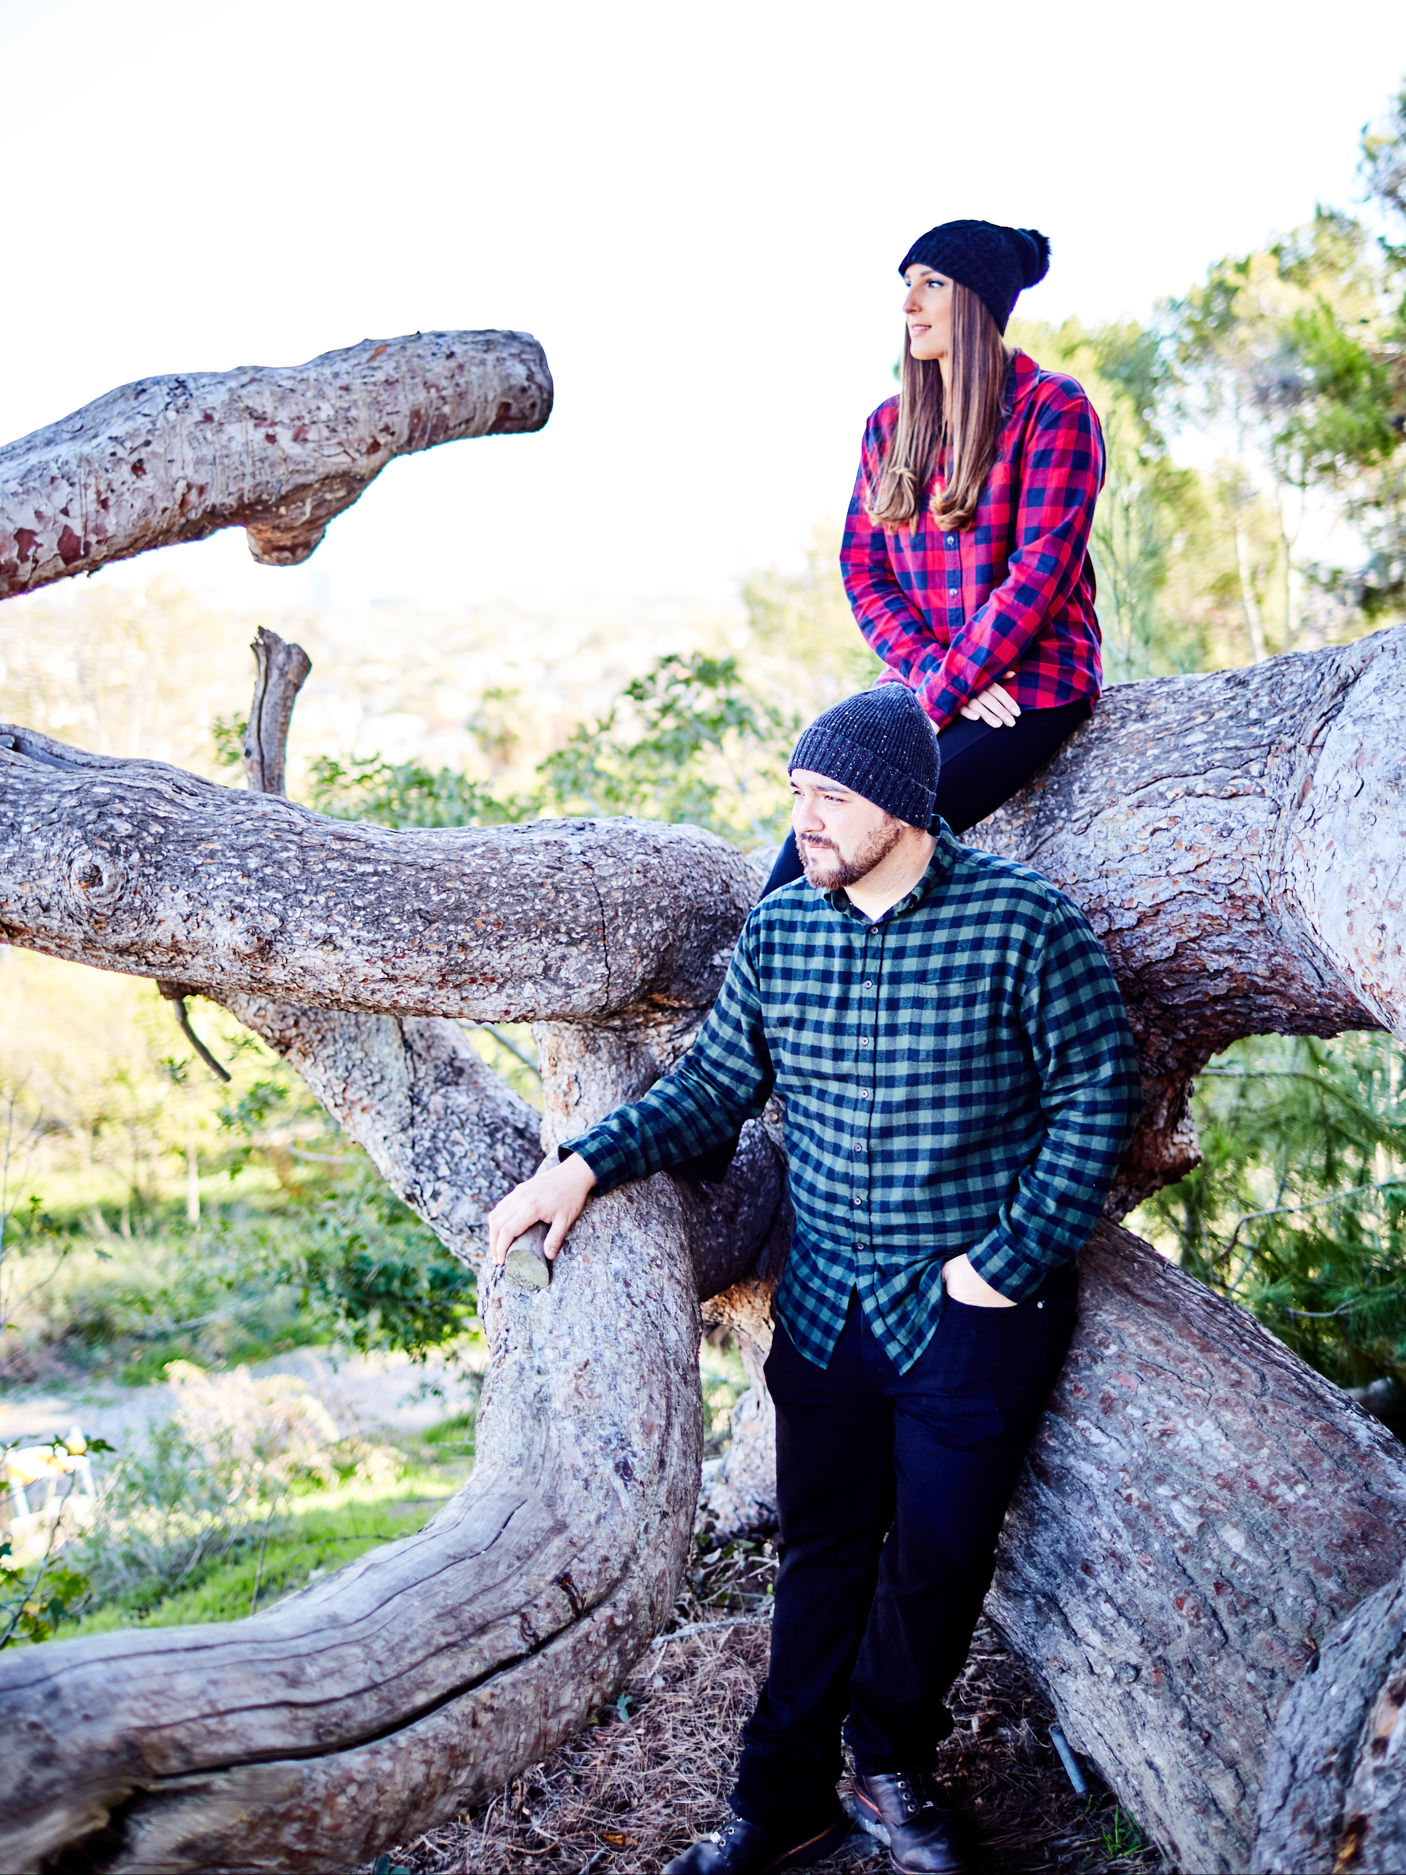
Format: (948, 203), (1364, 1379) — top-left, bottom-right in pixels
(565, 825), (1141, 1373)
(841, 351), (1106, 730)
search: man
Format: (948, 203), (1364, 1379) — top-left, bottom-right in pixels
(488, 686), (1140, 1875)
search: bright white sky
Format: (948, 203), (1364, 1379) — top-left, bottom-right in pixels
(2, 0), (1404, 617)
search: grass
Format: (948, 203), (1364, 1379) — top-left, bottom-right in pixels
(55, 1437), (474, 1638)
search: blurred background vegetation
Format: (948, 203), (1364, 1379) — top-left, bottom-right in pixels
(3, 83), (1406, 1644)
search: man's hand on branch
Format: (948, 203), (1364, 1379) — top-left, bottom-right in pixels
(958, 675), (1021, 728)
(488, 1153), (598, 1265)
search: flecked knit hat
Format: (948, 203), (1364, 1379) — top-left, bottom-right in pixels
(898, 219), (1050, 334)
(789, 686), (939, 828)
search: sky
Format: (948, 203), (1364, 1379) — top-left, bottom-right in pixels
(2, 0), (1404, 619)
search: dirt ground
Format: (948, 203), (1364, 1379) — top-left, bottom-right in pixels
(368, 1539), (1166, 1875)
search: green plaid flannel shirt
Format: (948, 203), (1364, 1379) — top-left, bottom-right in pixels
(565, 823), (1140, 1372)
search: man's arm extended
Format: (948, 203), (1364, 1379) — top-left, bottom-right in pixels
(962, 899), (1141, 1300)
(487, 925), (775, 1263)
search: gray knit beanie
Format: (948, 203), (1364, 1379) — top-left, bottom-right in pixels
(789, 686), (939, 828)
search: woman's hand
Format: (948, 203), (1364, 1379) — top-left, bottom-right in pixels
(958, 675), (1021, 728)
(942, 1252), (1017, 1308)
(487, 1153), (598, 1265)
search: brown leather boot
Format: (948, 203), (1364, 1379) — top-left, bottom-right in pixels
(848, 1771), (966, 1875)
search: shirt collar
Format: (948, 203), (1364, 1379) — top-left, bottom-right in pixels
(1004, 348), (1039, 418)
(821, 820), (962, 925)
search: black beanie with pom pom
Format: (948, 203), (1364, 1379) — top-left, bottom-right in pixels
(898, 219), (1050, 333)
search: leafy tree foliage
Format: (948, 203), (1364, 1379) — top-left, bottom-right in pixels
(1135, 1035), (1406, 1390)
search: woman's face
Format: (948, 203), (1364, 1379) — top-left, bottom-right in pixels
(903, 265), (953, 363)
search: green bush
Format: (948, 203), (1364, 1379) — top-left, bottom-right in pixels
(1134, 1033), (1406, 1388)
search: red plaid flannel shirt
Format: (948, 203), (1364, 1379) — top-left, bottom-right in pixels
(840, 351), (1105, 729)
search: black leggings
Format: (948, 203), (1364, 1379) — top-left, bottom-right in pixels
(763, 696), (1091, 897)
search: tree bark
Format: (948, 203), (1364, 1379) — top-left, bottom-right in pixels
(0, 726), (757, 1025)
(990, 1222), (1406, 1875)
(1251, 1565), (1406, 1873)
(977, 627), (1406, 1208)
(2, 348), (1405, 1871)
(0, 330), (551, 596)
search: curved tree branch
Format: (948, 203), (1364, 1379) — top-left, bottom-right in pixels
(977, 625), (1405, 1207)
(0, 330), (552, 595)
(0, 727), (758, 1024)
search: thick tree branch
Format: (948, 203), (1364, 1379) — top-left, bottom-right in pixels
(977, 625), (1405, 1206)
(0, 330), (552, 595)
(0, 728), (758, 1024)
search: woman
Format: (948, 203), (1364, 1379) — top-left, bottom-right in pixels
(764, 217), (1104, 895)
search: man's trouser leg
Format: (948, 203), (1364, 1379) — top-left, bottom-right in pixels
(844, 1264), (1079, 1773)
(731, 1270), (1078, 1826)
(731, 1299), (893, 1831)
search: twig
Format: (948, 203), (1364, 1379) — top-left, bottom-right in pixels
(650, 1613), (771, 1648)
(248, 1499), (279, 1614)
(159, 989), (232, 1084)
(1222, 1178), (1406, 1259)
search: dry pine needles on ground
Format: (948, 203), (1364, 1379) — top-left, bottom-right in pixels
(367, 1541), (1164, 1875)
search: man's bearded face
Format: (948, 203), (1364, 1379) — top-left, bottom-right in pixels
(789, 769), (908, 890)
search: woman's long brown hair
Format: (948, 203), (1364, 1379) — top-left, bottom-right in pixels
(866, 281), (1011, 532)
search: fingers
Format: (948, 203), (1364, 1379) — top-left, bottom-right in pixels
(542, 1209), (575, 1258)
(487, 1157), (596, 1265)
(961, 680), (1021, 728)
(488, 1186), (537, 1264)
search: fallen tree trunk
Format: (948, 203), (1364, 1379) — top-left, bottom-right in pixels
(0, 329), (551, 595)
(990, 1223), (1406, 1875)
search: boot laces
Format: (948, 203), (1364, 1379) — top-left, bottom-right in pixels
(892, 1772), (926, 1818)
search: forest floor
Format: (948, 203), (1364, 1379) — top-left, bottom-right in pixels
(368, 1543), (1166, 1875)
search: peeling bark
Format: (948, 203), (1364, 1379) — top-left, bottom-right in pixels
(0, 330), (552, 596)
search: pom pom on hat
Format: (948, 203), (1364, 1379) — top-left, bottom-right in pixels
(1014, 226), (1050, 288)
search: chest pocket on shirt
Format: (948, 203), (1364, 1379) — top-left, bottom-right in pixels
(900, 966), (999, 1077)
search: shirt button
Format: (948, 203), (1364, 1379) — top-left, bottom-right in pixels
(852, 1196), (863, 1206)
(863, 978), (875, 989)
(946, 534), (957, 546)
(860, 1036), (871, 1047)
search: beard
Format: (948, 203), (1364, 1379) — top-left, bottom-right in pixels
(799, 815), (907, 891)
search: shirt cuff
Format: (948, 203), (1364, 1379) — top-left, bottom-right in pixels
(558, 1130), (634, 1194)
(965, 1227), (1048, 1303)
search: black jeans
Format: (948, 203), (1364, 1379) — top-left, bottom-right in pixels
(764, 696), (1092, 895)
(731, 1268), (1078, 1831)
